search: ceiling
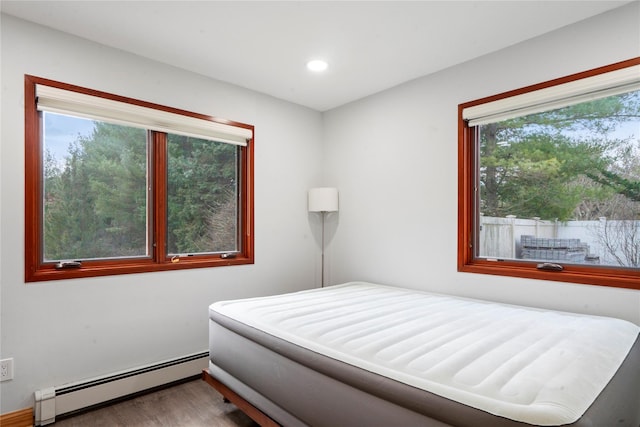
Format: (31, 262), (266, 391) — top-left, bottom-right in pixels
(1, 1), (633, 111)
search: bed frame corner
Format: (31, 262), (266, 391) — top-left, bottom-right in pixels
(201, 369), (281, 427)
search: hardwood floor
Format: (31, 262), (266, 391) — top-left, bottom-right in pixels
(52, 378), (259, 427)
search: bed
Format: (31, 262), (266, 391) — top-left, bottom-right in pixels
(203, 282), (640, 427)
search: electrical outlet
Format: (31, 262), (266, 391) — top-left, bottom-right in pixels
(1, 358), (14, 381)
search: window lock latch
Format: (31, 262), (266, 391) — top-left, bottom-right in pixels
(536, 262), (563, 272)
(55, 261), (82, 269)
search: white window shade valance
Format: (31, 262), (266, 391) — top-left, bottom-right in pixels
(36, 84), (252, 146)
(463, 64), (640, 127)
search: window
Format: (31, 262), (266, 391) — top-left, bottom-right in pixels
(458, 58), (640, 289)
(25, 75), (254, 282)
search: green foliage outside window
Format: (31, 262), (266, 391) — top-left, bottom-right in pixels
(44, 121), (147, 260)
(478, 91), (640, 268)
(479, 92), (640, 221)
(43, 115), (239, 261)
(167, 134), (238, 255)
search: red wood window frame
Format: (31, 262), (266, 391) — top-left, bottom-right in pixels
(458, 58), (640, 290)
(24, 75), (254, 282)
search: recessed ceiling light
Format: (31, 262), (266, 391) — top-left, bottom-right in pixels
(307, 59), (328, 72)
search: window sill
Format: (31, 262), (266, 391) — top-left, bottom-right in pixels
(459, 260), (640, 290)
(26, 255), (254, 282)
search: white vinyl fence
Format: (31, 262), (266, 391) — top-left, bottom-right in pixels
(479, 216), (640, 267)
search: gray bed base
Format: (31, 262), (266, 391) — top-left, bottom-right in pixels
(207, 311), (640, 427)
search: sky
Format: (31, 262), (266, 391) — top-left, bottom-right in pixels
(43, 112), (95, 163)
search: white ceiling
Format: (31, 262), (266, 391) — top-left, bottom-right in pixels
(1, 1), (633, 111)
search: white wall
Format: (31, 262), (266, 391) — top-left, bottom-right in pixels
(323, 3), (640, 322)
(0, 15), (324, 412)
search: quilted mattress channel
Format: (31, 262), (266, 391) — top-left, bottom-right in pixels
(210, 282), (640, 426)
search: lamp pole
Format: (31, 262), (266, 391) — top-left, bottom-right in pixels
(308, 187), (339, 288)
(320, 211), (327, 287)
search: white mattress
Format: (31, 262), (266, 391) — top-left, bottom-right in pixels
(210, 282), (639, 426)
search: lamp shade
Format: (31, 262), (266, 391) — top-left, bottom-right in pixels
(308, 187), (339, 212)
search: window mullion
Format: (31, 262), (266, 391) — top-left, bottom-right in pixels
(152, 131), (168, 263)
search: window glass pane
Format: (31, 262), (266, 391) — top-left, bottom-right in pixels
(42, 112), (149, 261)
(166, 134), (239, 255)
(477, 90), (640, 269)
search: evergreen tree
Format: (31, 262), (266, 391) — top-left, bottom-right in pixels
(479, 92), (640, 221)
(167, 134), (238, 254)
(44, 120), (147, 260)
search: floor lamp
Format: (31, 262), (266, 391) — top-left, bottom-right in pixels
(308, 187), (339, 287)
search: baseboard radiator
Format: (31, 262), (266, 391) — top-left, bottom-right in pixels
(34, 351), (209, 425)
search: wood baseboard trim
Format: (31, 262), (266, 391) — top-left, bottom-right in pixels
(0, 407), (34, 427)
(202, 370), (280, 427)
